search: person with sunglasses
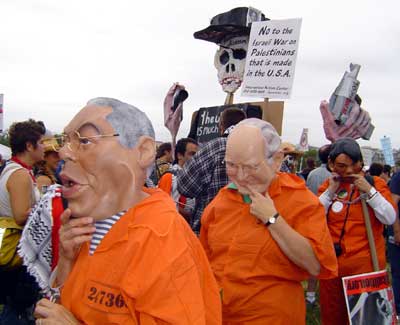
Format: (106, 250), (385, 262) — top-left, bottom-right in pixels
(34, 97), (221, 324)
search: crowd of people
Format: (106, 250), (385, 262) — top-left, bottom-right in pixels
(0, 98), (398, 324)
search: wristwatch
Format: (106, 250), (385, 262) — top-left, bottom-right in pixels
(265, 212), (279, 227)
(367, 187), (378, 200)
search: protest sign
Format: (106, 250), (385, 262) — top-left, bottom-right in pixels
(380, 136), (395, 167)
(241, 18), (302, 99)
(297, 128), (309, 152)
(188, 101), (283, 144)
(0, 94), (3, 134)
(342, 270), (396, 324)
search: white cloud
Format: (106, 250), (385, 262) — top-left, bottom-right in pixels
(0, 0), (399, 149)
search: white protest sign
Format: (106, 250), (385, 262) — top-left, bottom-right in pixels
(297, 128), (309, 152)
(0, 94), (3, 134)
(241, 18), (302, 99)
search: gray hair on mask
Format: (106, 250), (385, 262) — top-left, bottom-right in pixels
(235, 118), (281, 162)
(87, 97), (155, 147)
(87, 97), (155, 177)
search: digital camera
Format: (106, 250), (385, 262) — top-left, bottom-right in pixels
(334, 242), (343, 257)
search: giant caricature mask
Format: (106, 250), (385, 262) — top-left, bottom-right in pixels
(225, 121), (282, 195)
(214, 35), (249, 94)
(59, 98), (155, 221)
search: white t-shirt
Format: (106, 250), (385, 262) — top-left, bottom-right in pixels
(0, 161), (40, 217)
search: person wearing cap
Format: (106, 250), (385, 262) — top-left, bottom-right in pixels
(34, 137), (61, 193)
(318, 137), (396, 325)
(200, 118), (337, 324)
(279, 142), (303, 174)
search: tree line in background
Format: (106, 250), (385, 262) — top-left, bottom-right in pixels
(0, 134), (9, 147)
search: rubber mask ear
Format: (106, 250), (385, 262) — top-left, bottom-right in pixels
(136, 136), (156, 170)
(271, 150), (284, 172)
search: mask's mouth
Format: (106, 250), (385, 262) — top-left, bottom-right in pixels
(220, 76), (242, 86)
(60, 174), (78, 188)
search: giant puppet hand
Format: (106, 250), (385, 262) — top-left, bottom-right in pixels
(164, 83), (186, 141)
(320, 100), (373, 142)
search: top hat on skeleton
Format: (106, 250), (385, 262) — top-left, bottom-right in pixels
(193, 7), (269, 45)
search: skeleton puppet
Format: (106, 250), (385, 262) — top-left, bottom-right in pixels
(164, 7), (269, 141)
(194, 7), (268, 96)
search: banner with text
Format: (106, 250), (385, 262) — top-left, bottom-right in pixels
(380, 136), (395, 167)
(192, 103), (262, 144)
(342, 270), (396, 324)
(297, 128), (309, 152)
(241, 18), (302, 99)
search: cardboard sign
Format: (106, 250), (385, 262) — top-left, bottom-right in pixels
(241, 18), (302, 99)
(188, 101), (284, 144)
(342, 270), (397, 324)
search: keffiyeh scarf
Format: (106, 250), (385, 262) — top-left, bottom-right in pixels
(18, 184), (62, 293)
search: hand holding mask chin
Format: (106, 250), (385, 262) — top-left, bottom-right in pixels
(59, 209), (95, 262)
(247, 186), (277, 224)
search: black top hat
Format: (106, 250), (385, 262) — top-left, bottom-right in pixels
(194, 7), (269, 44)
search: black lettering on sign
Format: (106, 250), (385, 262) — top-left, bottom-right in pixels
(84, 280), (129, 314)
(194, 103), (263, 144)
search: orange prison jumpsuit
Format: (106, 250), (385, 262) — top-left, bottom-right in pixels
(200, 173), (338, 324)
(158, 172), (173, 195)
(61, 188), (221, 324)
(318, 176), (396, 325)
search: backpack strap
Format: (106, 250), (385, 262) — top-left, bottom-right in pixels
(364, 175), (375, 187)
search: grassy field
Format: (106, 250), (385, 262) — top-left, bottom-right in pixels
(304, 281), (321, 325)
(306, 299), (321, 325)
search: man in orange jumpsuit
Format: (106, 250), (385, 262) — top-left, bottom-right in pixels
(34, 98), (221, 324)
(318, 137), (396, 325)
(200, 118), (338, 324)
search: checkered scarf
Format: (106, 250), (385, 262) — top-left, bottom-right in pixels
(18, 185), (61, 293)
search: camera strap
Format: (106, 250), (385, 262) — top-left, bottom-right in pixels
(329, 187), (355, 247)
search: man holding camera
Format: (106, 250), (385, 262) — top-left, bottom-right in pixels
(318, 138), (396, 325)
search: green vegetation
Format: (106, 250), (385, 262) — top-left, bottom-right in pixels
(0, 133), (9, 147)
(304, 281), (321, 325)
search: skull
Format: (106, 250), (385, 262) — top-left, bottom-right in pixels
(214, 35), (249, 94)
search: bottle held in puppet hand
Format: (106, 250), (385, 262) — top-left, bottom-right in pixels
(329, 63), (361, 125)
(172, 88), (189, 112)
